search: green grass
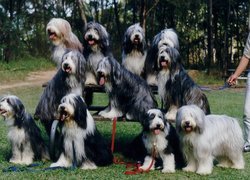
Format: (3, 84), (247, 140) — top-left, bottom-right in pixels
(0, 57), (54, 83)
(0, 85), (250, 179)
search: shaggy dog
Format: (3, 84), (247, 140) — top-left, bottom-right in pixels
(144, 28), (179, 85)
(96, 56), (157, 122)
(176, 105), (245, 175)
(50, 94), (113, 169)
(82, 21), (112, 85)
(138, 109), (185, 173)
(35, 50), (86, 135)
(122, 23), (147, 76)
(156, 46), (210, 121)
(0, 95), (49, 165)
(46, 18), (83, 67)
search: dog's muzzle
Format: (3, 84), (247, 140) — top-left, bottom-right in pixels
(47, 29), (57, 40)
(58, 106), (69, 121)
(182, 121), (193, 133)
(62, 63), (72, 73)
(159, 57), (169, 69)
(97, 71), (106, 86)
(86, 35), (96, 45)
(0, 108), (7, 116)
(151, 124), (164, 135)
(133, 35), (141, 44)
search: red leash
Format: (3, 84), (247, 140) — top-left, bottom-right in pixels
(111, 117), (156, 175)
(111, 117), (117, 153)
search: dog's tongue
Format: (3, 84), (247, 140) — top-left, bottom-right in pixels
(185, 126), (192, 133)
(161, 61), (168, 67)
(99, 77), (105, 86)
(88, 40), (95, 45)
(59, 113), (66, 121)
(49, 33), (56, 40)
(154, 129), (161, 135)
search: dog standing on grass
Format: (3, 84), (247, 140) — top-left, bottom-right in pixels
(0, 95), (49, 165)
(176, 105), (244, 175)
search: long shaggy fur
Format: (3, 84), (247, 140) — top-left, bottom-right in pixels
(176, 105), (245, 175)
(96, 56), (157, 123)
(130, 109), (185, 173)
(50, 94), (113, 169)
(82, 21), (112, 85)
(156, 46), (210, 121)
(35, 50), (86, 135)
(122, 23), (147, 76)
(0, 95), (49, 165)
(144, 28), (179, 85)
(46, 18), (83, 67)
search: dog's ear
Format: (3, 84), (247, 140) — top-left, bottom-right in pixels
(74, 96), (87, 129)
(77, 52), (87, 84)
(110, 58), (121, 84)
(10, 97), (25, 122)
(175, 110), (183, 133)
(193, 105), (205, 134)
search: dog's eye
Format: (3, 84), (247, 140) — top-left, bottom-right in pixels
(148, 113), (155, 119)
(6, 98), (10, 104)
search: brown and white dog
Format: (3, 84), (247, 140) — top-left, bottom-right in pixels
(46, 18), (83, 67)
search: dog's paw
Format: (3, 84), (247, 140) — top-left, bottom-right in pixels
(98, 109), (122, 119)
(183, 165), (196, 172)
(9, 158), (21, 164)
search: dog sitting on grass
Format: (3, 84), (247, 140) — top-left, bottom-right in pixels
(0, 95), (49, 165)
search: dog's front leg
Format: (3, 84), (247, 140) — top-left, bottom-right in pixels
(9, 145), (22, 164)
(196, 156), (213, 175)
(50, 153), (71, 167)
(140, 155), (155, 171)
(165, 105), (178, 122)
(160, 153), (175, 173)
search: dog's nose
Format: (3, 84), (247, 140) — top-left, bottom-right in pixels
(63, 63), (69, 69)
(185, 121), (190, 126)
(160, 56), (165, 60)
(156, 124), (161, 129)
(88, 34), (93, 39)
(135, 34), (139, 38)
(60, 106), (65, 111)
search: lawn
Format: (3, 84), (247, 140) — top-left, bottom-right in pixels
(0, 84), (250, 179)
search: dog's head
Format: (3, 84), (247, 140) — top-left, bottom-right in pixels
(176, 105), (205, 134)
(58, 94), (88, 129)
(156, 28), (179, 50)
(46, 18), (72, 46)
(96, 56), (121, 86)
(83, 22), (109, 50)
(157, 45), (181, 72)
(124, 23), (145, 46)
(61, 50), (86, 75)
(0, 95), (25, 124)
(143, 109), (169, 135)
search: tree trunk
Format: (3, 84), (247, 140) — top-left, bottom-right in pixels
(78, 0), (88, 27)
(206, 0), (213, 75)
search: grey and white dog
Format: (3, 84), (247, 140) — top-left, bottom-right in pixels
(122, 23), (147, 76)
(156, 46), (210, 122)
(35, 50), (86, 134)
(144, 28), (179, 85)
(176, 105), (245, 175)
(0, 95), (49, 165)
(46, 18), (83, 68)
(96, 56), (157, 123)
(82, 22), (112, 85)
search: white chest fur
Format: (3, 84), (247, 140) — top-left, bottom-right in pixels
(143, 132), (168, 154)
(157, 70), (170, 101)
(8, 126), (26, 147)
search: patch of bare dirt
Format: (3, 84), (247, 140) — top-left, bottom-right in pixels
(0, 70), (56, 91)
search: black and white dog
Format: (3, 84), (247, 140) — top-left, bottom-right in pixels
(96, 56), (157, 122)
(50, 94), (113, 169)
(82, 21), (112, 85)
(157, 46), (210, 122)
(46, 18), (83, 68)
(35, 50), (86, 134)
(144, 28), (179, 85)
(124, 109), (185, 172)
(122, 23), (147, 76)
(0, 95), (49, 165)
